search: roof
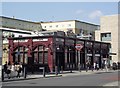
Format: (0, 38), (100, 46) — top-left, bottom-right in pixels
(39, 20), (99, 26)
(0, 16), (99, 26)
(0, 16), (40, 24)
(8, 35), (110, 45)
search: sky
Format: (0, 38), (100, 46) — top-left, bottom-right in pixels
(1, 2), (118, 25)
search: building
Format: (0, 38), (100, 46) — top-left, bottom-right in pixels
(0, 16), (43, 64)
(40, 20), (99, 40)
(95, 14), (120, 63)
(8, 32), (110, 73)
(0, 16), (42, 31)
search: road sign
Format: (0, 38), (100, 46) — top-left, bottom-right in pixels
(75, 44), (83, 51)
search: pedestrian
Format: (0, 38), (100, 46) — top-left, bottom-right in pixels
(6, 61), (11, 79)
(96, 62), (99, 71)
(10, 62), (15, 78)
(4, 61), (8, 74)
(105, 60), (108, 72)
(93, 62), (96, 70)
(15, 62), (22, 78)
(85, 60), (89, 72)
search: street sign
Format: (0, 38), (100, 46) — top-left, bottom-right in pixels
(75, 44), (83, 51)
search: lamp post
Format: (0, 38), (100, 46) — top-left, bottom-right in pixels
(69, 48), (72, 73)
(57, 47), (60, 74)
(55, 47), (60, 75)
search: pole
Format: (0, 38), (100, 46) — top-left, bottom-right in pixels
(23, 66), (27, 78)
(55, 66), (58, 75)
(2, 67), (4, 81)
(43, 67), (45, 77)
(78, 51), (81, 72)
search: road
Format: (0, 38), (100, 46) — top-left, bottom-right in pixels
(2, 70), (119, 86)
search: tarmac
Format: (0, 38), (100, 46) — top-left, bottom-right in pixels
(2, 69), (119, 86)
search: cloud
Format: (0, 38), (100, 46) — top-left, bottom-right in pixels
(76, 10), (84, 14)
(89, 10), (103, 19)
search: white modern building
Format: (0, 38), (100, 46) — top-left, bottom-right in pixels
(95, 14), (120, 63)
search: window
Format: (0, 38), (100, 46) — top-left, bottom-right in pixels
(56, 25), (58, 27)
(44, 52), (48, 63)
(101, 33), (111, 41)
(44, 26), (46, 28)
(68, 24), (71, 27)
(49, 25), (52, 28)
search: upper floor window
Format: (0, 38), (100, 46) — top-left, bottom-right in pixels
(56, 25), (58, 27)
(44, 26), (46, 28)
(101, 33), (111, 41)
(49, 25), (52, 28)
(68, 24), (71, 27)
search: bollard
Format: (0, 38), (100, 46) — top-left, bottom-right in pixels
(70, 64), (72, 73)
(55, 66), (58, 75)
(43, 67), (45, 77)
(2, 68), (4, 81)
(61, 66), (63, 73)
(78, 63), (81, 72)
(23, 67), (27, 79)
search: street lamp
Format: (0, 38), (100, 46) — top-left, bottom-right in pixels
(69, 48), (72, 73)
(57, 47), (60, 74)
(55, 47), (60, 75)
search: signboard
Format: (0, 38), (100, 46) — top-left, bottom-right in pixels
(75, 44), (83, 51)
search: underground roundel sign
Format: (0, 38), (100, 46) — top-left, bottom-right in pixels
(75, 44), (83, 51)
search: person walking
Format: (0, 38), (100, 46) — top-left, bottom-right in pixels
(105, 60), (108, 72)
(85, 60), (89, 72)
(4, 61), (11, 79)
(96, 62), (99, 71)
(15, 62), (22, 78)
(93, 62), (96, 71)
(10, 62), (15, 78)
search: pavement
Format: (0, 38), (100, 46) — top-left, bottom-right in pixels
(2, 69), (119, 86)
(103, 81), (119, 86)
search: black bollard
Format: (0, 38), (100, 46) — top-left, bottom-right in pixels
(70, 64), (72, 73)
(55, 66), (58, 75)
(2, 68), (4, 81)
(43, 67), (45, 77)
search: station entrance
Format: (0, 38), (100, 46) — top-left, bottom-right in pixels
(8, 35), (110, 73)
